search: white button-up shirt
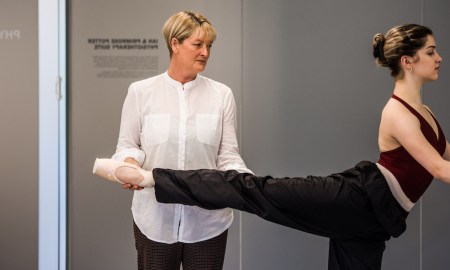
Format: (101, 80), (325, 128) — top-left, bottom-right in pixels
(112, 71), (252, 243)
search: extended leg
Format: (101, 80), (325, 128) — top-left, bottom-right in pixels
(153, 166), (389, 241)
(93, 158), (154, 187)
(153, 164), (396, 270)
(153, 169), (302, 231)
(152, 167), (381, 238)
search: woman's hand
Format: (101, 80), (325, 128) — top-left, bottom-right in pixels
(122, 157), (145, 190)
(122, 183), (144, 191)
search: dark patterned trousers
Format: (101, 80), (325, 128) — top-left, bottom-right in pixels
(133, 222), (228, 270)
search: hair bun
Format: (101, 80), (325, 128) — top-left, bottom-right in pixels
(372, 33), (385, 59)
(372, 33), (386, 64)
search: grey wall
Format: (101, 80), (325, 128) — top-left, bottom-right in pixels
(68, 1), (450, 270)
(0, 1), (39, 270)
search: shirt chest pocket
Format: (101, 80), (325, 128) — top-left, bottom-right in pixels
(144, 113), (170, 146)
(196, 114), (222, 146)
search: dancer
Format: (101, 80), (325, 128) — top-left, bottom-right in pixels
(94, 23), (448, 269)
(103, 11), (252, 270)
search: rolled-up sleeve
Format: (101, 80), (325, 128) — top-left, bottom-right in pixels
(112, 83), (145, 166)
(216, 88), (253, 174)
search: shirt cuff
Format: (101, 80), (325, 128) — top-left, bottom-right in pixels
(221, 163), (254, 175)
(112, 149), (145, 166)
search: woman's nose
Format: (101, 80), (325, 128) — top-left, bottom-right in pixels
(201, 45), (209, 56)
(436, 52), (443, 63)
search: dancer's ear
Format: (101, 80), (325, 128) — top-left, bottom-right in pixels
(400, 55), (414, 72)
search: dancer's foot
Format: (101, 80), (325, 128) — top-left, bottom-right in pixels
(93, 158), (154, 187)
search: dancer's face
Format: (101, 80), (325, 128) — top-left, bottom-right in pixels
(412, 35), (442, 82)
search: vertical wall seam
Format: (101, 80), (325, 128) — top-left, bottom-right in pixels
(420, 200), (423, 270)
(239, 1), (244, 154)
(239, 1), (244, 270)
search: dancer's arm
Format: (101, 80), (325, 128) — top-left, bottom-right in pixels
(443, 141), (450, 161)
(396, 123), (450, 184)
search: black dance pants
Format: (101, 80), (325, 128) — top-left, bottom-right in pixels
(153, 161), (408, 270)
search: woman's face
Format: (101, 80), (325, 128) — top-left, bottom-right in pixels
(174, 29), (213, 75)
(413, 35), (442, 82)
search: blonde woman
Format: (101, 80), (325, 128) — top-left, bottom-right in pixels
(110, 11), (252, 270)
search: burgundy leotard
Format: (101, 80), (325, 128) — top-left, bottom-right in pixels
(378, 94), (447, 203)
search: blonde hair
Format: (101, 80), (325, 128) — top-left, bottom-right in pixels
(162, 11), (217, 57)
(372, 24), (433, 78)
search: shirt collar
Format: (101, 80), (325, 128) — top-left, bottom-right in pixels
(163, 71), (201, 91)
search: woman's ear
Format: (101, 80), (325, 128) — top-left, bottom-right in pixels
(400, 55), (414, 72)
(171, 38), (179, 54)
